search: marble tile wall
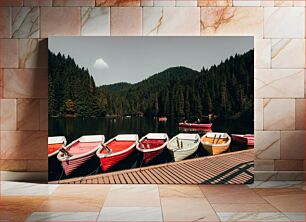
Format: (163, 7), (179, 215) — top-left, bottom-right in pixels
(0, 0), (304, 181)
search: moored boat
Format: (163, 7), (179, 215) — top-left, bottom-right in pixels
(158, 117), (167, 121)
(201, 132), (231, 155)
(136, 133), (169, 164)
(178, 123), (212, 128)
(167, 133), (200, 162)
(96, 134), (138, 172)
(48, 136), (67, 158)
(232, 134), (254, 147)
(57, 135), (105, 176)
(48, 136), (67, 180)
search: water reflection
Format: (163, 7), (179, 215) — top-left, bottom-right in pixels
(49, 116), (253, 143)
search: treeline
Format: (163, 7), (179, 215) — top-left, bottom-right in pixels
(48, 51), (100, 117)
(48, 49), (254, 119)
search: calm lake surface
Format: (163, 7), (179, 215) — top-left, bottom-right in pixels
(48, 116), (254, 181)
(49, 116), (253, 143)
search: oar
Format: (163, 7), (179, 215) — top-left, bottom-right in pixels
(140, 142), (146, 149)
(102, 144), (112, 154)
(59, 148), (73, 157)
(215, 135), (221, 144)
(212, 134), (217, 144)
(176, 137), (180, 149)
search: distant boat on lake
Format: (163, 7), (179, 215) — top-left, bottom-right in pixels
(179, 122), (212, 129)
(158, 117), (167, 121)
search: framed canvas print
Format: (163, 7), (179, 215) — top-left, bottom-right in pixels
(48, 37), (254, 184)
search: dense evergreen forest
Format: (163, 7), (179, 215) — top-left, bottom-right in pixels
(48, 49), (254, 120)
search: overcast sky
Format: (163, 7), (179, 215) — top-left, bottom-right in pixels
(49, 36), (253, 86)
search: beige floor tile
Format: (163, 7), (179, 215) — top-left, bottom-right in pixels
(200, 185), (266, 204)
(98, 207), (162, 221)
(158, 184), (204, 198)
(103, 185), (160, 207)
(38, 196), (104, 212)
(1, 181), (58, 196)
(26, 212), (99, 221)
(0, 196), (47, 221)
(161, 197), (219, 221)
(255, 188), (305, 212)
(254, 188), (304, 196)
(217, 212), (291, 221)
(51, 184), (111, 199)
(212, 203), (278, 212)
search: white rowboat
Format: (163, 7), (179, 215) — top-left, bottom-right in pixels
(167, 133), (200, 162)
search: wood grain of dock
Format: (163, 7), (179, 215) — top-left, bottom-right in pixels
(50, 149), (254, 185)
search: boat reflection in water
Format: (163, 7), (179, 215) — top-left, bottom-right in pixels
(179, 127), (212, 134)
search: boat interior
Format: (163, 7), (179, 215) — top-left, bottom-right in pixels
(100, 140), (135, 154)
(140, 139), (166, 149)
(48, 143), (64, 155)
(66, 141), (102, 155)
(202, 136), (229, 145)
(168, 138), (197, 149)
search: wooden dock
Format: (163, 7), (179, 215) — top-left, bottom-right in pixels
(51, 149), (254, 185)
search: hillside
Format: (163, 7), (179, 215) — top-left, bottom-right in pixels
(99, 82), (132, 94)
(48, 49), (254, 119)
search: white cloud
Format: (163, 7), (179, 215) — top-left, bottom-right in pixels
(94, 58), (109, 70)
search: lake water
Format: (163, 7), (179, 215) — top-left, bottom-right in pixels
(49, 116), (253, 143)
(48, 116), (254, 181)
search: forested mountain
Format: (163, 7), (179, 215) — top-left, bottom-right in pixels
(48, 49), (254, 119)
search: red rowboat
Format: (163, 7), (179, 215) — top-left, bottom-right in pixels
(232, 134), (254, 147)
(57, 135), (105, 176)
(96, 134), (138, 172)
(48, 136), (67, 158)
(136, 133), (169, 164)
(178, 123), (213, 128)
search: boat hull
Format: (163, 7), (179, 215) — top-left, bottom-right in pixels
(232, 135), (248, 146)
(169, 146), (198, 162)
(202, 144), (230, 155)
(99, 147), (135, 172)
(48, 154), (62, 180)
(232, 134), (254, 147)
(61, 152), (97, 176)
(245, 135), (254, 146)
(142, 148), (164, 164)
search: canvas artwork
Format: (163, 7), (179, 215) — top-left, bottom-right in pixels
(48, 37), (254, 184)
